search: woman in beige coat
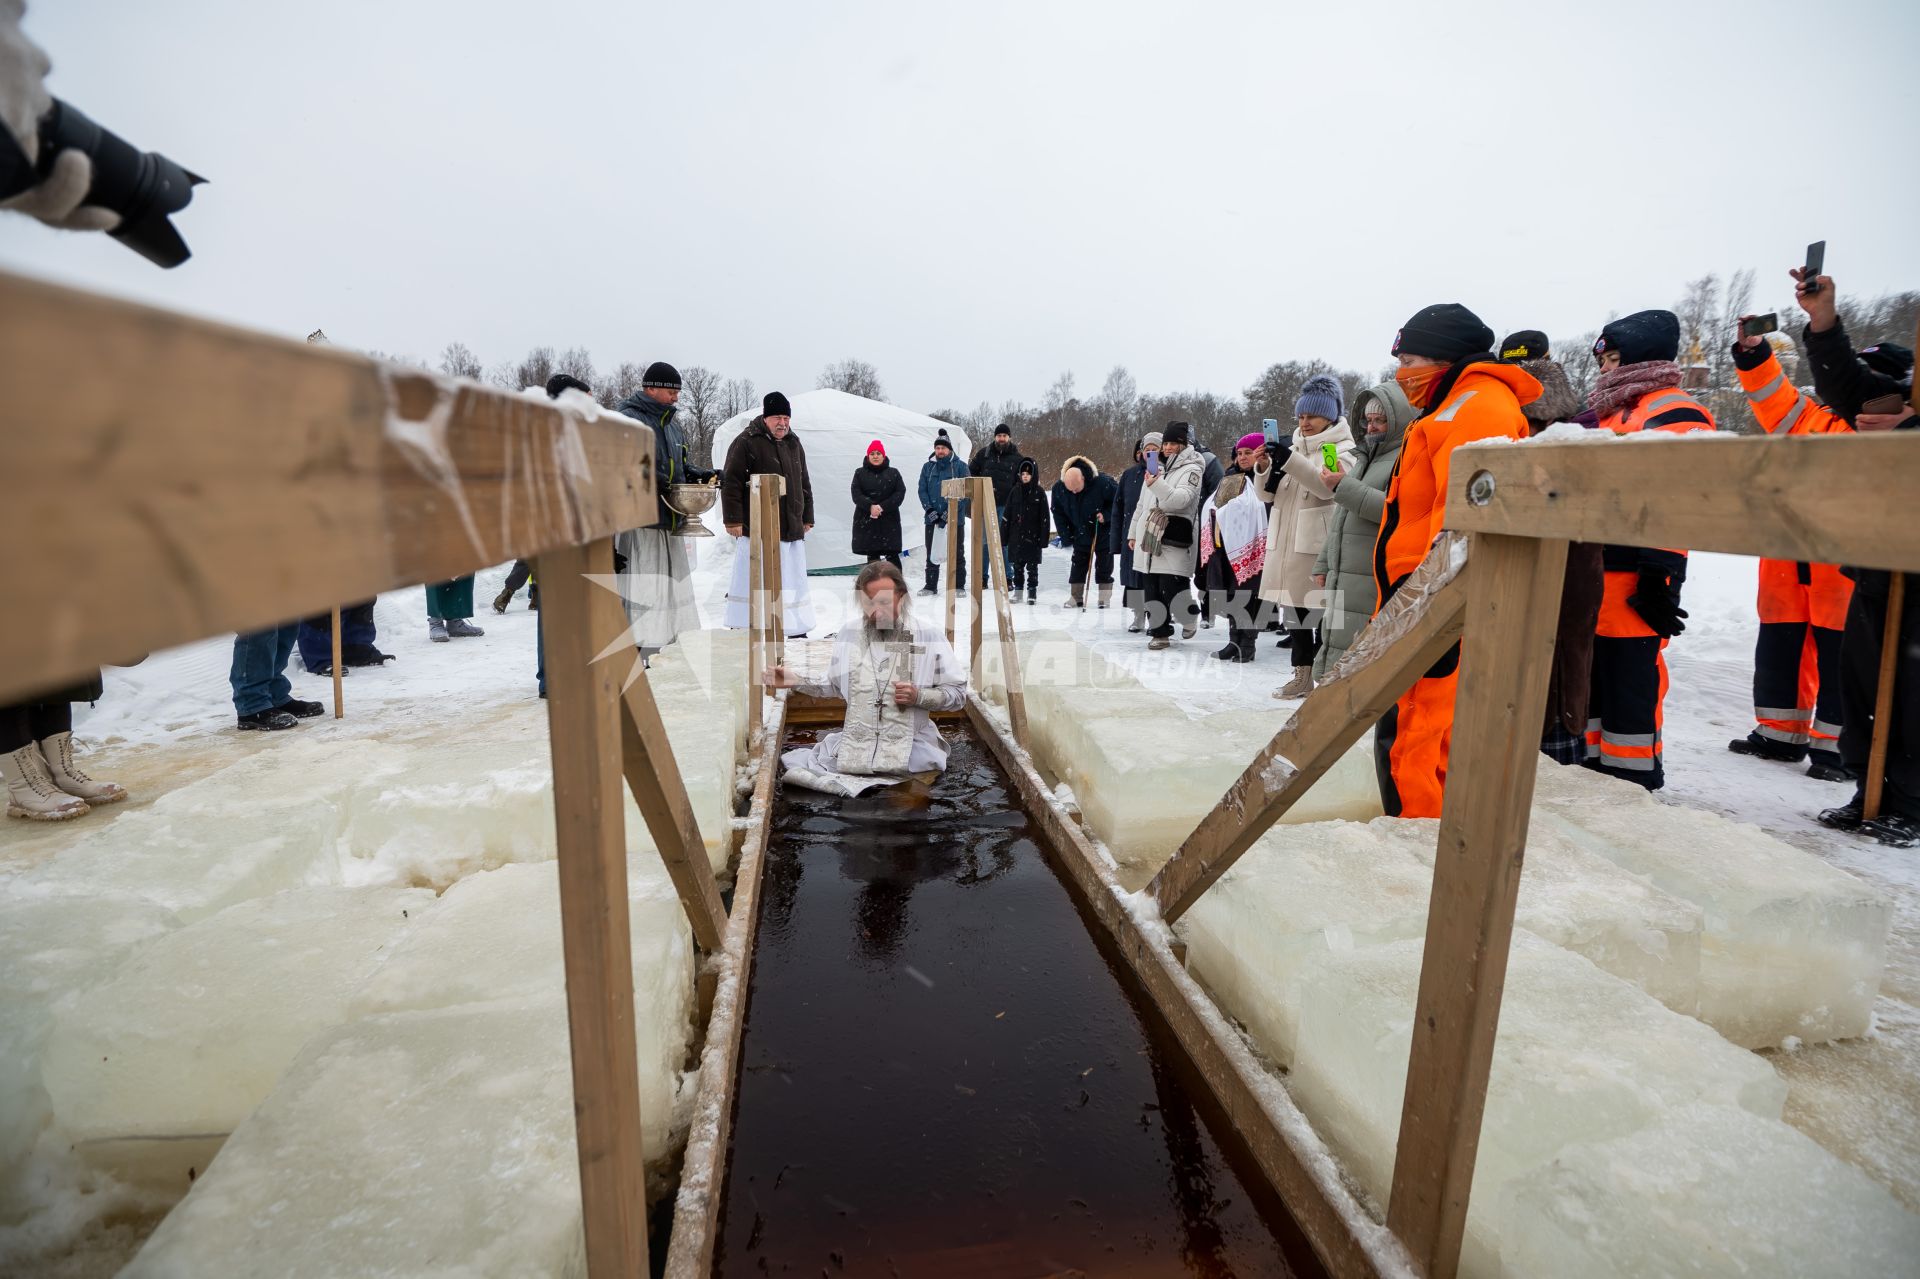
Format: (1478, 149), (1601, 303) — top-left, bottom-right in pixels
(1255, 374), (1357, 698)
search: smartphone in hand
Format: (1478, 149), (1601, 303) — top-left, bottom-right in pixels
(1740, 313), (1780, 339)
(1145, 449), (1162, 477)
(1263, 418), (1280, 443)
(1801, 241), (1825, 294)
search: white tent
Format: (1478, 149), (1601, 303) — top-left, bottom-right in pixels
(709, 390), (973, 574)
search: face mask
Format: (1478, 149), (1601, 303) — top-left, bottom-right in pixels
(1396, 363), (1447, 409)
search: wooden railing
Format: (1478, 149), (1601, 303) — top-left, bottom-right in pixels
(1143, 427), (1920, 1278)
(0, 270), (735, 1278)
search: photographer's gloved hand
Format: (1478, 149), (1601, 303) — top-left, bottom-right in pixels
(1265, 438), (1291, 467)
(0, 1), (116, 231)
(1627, 567), (1688, 638)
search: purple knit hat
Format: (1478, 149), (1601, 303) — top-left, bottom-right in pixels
(1236, 431), (1267, 453)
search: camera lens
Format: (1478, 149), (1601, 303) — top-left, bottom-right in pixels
(38, 100), (203, 268)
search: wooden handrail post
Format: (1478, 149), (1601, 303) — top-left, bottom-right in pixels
(1864, 569), (1906, 820)
(944, 493), (962, 651)
(329, 605), (344, 719)
(760, 477), (786, 667)
(968, 478), (988, 682)
(535, 535), (651, 1278)
(620, 670), (729, 953)
(746, 480), (766, 716)
(1386, 532), (1567, 1279)
(977, 477), (1029, 748)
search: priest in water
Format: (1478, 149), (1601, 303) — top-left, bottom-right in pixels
(763, 561), (966, 796)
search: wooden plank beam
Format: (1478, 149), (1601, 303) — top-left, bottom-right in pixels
(759, 477), (786, 667)
(941, 478), (968, 652)
(1387, 533), (1568, 1279)
(746, 480), (767, 710)
(619, 672), (728, 954)
(1444, 433), (1920, 572)
(975, 478), (1030, 748)
(663, 693), (788, 1277)
(968, 480), (987, 680)
(966, 697), (1398, 1279)
(0, 269), (655, 703)
(1150, 535), (1473, 923)
(536, 537), (650, 1278)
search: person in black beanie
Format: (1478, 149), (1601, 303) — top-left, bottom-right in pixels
(613, 360), (712, 653)
(969, 423), (1027, 587)
(1583, 309), (1716, 792)
(1371, 303), (1541, 817)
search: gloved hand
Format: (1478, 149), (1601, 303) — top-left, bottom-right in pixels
(1627, 567), (1688, 637)
(1265, 438), (1292, 467)
(0, 2), (116, 231)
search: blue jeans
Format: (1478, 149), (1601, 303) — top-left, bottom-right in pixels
(230, 624), (298, 716)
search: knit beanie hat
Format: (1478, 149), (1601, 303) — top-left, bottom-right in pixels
(641, 361), (681, 390)
(1141, 431), (1164, 451)
(933, 428), (952, 449)
(1163, 421), (1191, 446)
(762, 391), (791, 418)
(1860, 342), (1915, 387)
(1392, 304), (1495, 361)
(1594, 311), (1680, 365)
(994, 422), (1012, 438)
(866, 438), (886, 458)
(545, 372), (591, 400)
(1236, 431), (1267, 453)
(1295, 373), (1344, 422)
(1500, 330), (1550, 362)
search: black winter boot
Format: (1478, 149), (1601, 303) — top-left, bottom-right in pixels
(238, 708), (299, 731)
(274, 698), (326, 719)
(1862, 812), (1920, 847)
(1728, 731), (1807, 764)
(1817, 792), (1865, 832)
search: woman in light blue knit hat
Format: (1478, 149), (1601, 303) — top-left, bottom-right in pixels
(1254, 373), (1358, 699)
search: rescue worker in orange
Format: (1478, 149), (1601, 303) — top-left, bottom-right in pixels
(1585, 310), (1716, 790)
(1371, 303), (1538, 817)
(1726, 321), (1856, 781)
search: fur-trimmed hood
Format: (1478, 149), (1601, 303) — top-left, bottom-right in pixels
(1061, 453), (1100, 480)
(1517, 357), (1583, 430)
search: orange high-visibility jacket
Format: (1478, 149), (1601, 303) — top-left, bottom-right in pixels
(1594, 383), (1714, 638)
(1372, 362), (1538, 602)
(1736, 346), (1854, 629)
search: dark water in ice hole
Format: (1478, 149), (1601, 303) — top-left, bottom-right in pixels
(713, 729), (1321, 1277)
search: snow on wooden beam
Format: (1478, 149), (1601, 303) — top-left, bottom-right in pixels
(1444, 432), (1920, 572)
(0, 269), (655, 702)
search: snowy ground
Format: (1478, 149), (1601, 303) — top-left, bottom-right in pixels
(6, 538), (1916, 1222)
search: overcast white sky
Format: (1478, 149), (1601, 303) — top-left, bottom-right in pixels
(3, 0), (1916, 413)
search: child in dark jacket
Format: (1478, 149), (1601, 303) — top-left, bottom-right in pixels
(1001, 458), (1050, 603)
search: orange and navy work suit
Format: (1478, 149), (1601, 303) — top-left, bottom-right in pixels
(1733, 342), (1854, 765)
(1589, 387), (1716, 789)
(1371, 361), (1538, 817)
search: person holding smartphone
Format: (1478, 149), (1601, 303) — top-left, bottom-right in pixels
(1126, 423), (1206, 649)
(1784, 266), (1920, 847)
(1112, 433), (1160, 632)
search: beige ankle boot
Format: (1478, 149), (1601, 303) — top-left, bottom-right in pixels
(4, 744), (90, 821)
(1275, 668), (1316, 699)
(39, 731), (128, 806)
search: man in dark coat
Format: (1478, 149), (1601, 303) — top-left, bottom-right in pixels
(916, 429), (969, 595)
(614, 362), (712, 652)
(969, 424), (1026, 584)
(720, 392), (817, 635)
(1190, 438), (1226, 626)
(1051, 456), (1118, 608)
(1111, 434), (1156, 632)
(850, 439), (907, 568)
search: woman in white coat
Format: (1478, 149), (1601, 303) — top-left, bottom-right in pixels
(1126, 422), (1208, 650)
(764, 561), (967, 796)
(1256, 374), (1358, 698)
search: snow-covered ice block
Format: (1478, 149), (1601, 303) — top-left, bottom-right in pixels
(1027, 686), (1174, 787)
(0, 895), (177, 1182)
(23, 739), (401, 919)
(1290, 933), (1786, 1277)
(122, 998), (679, 1278)
(1534, 762), (1891, 1046)
(1397, 814), (1704, 1016)
(353, 857), (694, 1129)
(1179, 821), (1432, 1066)
(340, 737), (566, 890)
(1497, 1103), (1920, 1278)
(1075, 713), (1381, 888)
(41, 885), (432, 1192)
